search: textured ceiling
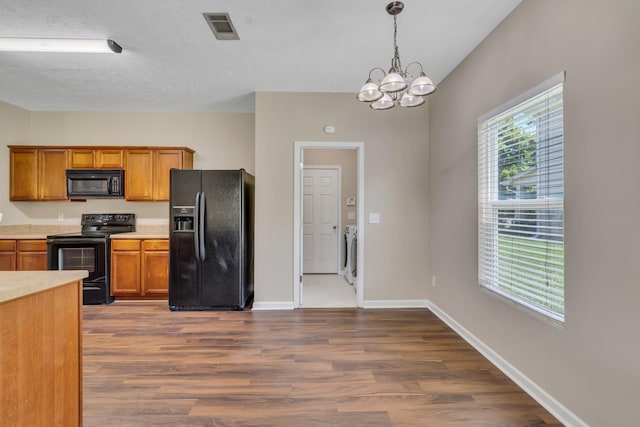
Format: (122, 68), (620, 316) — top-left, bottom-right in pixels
(0, 0), (521, 113)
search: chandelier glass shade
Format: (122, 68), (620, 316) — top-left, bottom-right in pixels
(357, 2), (435, 110)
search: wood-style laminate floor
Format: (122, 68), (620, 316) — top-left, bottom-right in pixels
(83, 301), (561, 426)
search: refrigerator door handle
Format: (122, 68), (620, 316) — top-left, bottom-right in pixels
(194, 192), (202, 262)
(198, 192), (207, 261)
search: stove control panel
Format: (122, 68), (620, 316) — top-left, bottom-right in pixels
(81, 213), (136, 226)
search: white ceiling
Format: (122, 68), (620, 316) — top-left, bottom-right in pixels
(0, 0), (521, 113)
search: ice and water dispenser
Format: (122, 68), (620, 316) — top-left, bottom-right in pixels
(173, 206), (195, 232)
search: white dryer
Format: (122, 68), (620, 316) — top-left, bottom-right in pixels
(343, 225), (357, 285)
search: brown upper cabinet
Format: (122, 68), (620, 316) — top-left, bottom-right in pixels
(125, 148), (194, 201)
(68, 148), (124, 169)
(9, 146), (194, 202)
(124, 149), (154, 201)
(96, 149), (125, 168)
(10, 147), (67, 201)
(154, 149), (194, 201)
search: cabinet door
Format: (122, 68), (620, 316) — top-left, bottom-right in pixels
(16, 240), (48, 271)
(39, 149), (68, 200)
(17, 252), (47, 270)
(125, 150), (154, 201)
(68, 149), (95, 168)
(153, 150), (184, 201)
(96, 149), (124, 168)
(0, 240), (17, 271)
(0, 252), (17, 271)
(10, 148), (39, 201)
(142, 240), (169, 296)
(111, 240), (142, 295)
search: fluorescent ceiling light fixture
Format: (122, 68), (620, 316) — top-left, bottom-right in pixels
(0, 38), (122, 53)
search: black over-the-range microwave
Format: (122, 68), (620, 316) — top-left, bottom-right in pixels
(66, 169), (124, 198)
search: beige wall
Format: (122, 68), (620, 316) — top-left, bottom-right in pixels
(254, 92), (430, 303)
(1, 111), (254, 225)
(304, 148), (358, 228)
(429, 0), (639, 424)
(0, 101), (30, 225)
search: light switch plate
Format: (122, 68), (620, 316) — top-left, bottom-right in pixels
(369, 213), (380, 224)
(347, 212), (356, 220)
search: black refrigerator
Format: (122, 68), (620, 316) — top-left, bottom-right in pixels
(169, 169), (254, 310)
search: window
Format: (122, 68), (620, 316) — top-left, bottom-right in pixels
(478, 72), (565, 323)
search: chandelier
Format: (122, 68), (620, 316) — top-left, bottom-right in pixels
(357, 1), (436, 110)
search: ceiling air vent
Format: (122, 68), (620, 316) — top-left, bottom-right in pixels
(203, 12), (239, 40)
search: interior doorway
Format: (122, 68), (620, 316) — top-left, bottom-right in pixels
(302, 166), (341, 274)
(293, 141), (365, 308)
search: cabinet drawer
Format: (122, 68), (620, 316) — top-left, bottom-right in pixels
(112, 239), (140, 251)
(142, 240), (168, 251)
(0, 240), (17, 251)
(17, 240), (47, 251)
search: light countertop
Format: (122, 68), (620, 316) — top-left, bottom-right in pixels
(0, 225), (80, 240)
(110, 232), (168, 239)
(0, 270), (88, 304)
(0, 225), (168, 240)
(111, 225), (169, 239)
(0, 233), (50, 239)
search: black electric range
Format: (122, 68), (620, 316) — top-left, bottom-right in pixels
(46, 213), (135, 304)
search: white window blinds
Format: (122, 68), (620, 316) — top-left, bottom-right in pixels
(478, 73), (565, 323)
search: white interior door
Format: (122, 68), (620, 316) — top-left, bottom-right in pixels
(303, 168), (339, 273)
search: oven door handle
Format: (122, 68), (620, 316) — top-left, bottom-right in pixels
(194, 192), (201, 262)
(47, 238), (106, 245)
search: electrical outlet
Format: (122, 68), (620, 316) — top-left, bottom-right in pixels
(57, 213), (64, 222)
(431, 275), (437, 287)
(369, 213), (380, 224)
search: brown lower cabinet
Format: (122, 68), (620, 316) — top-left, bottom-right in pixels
(0, 239), (48, 271)
(0, 240), (17, 271)
(17, 240), (48, 270)
(111, 239), (169, 299)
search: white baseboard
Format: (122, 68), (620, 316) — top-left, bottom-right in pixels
(252, 300), (430, 310)
(361, 299), (430, 309)
(251, 301), (295, 310)
(427, 301), (587, 427)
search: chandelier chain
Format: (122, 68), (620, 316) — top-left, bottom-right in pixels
(392, 15), (402, 74)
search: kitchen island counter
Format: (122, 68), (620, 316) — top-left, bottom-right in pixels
(1, 270), (86, 426)
(0, 270), (88, 303)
